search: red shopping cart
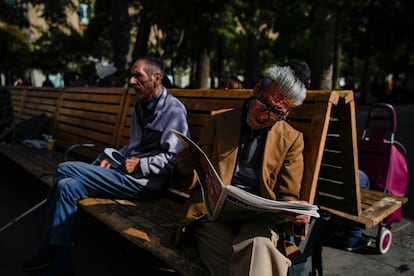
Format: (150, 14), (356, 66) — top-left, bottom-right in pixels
(358, 103), (408, 254)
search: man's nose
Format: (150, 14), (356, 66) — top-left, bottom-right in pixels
(257, 109), (270, 120)
(128, 77), (136, 85)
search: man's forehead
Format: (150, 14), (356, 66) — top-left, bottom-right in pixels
(262, 84), (282, 99)
(131, 60), (146, 73)
(262, 86), (295, 108)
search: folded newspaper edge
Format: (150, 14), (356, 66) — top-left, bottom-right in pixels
(93, 148), (125, 170)
(103, 148), (125, 169)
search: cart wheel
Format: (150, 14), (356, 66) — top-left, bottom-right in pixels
(377, 228), (392, 254)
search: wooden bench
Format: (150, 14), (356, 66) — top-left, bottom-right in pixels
(78, 88), (339, 275)
(316, 91), (408, 229)
(0, 86), (406, 275)
(306, 91), (408, 274)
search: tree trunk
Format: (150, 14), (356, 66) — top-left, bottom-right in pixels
(309, 1), (336, 90)
(197, 49), (210, 88)
(111, 0), (130, 74)
(245, 33), (261, 89)
(131, 3), (152, 64)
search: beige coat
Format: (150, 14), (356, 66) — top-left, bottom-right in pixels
(174, 107), (306, 247)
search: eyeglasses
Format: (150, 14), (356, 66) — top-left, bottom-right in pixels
(254, 96), (289, 121)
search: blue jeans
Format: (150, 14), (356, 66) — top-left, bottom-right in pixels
(45, 161), (150, 246)
(342, 170), (371, 248)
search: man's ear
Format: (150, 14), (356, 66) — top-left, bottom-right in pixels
(253, 78), (263, 95)
(153, 72), (162, 84)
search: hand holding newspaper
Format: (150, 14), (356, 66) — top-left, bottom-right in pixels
(171, 129), (320, 221)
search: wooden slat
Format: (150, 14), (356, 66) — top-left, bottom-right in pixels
(9, 87), (26, 121)
(56, 114), (117, 132)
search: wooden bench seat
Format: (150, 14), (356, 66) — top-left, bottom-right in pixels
(322, 189), (408, 228)
(0, 86), (407, 275)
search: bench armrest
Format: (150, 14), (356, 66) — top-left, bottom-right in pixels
(64, 143), (96, 161)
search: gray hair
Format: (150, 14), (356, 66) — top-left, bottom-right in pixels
(138, 56), (164, 78)
(258, 66), (306, 108)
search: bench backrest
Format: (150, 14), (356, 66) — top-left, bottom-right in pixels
(288, 90), (340, 203)
(7, 86), (342, 206)
(317, 91), (361, 215)
(8, 87), (26, 123)
(9, 87), (62, 133)
(7, 86), (128, 161)
(52, 87), (128, 160)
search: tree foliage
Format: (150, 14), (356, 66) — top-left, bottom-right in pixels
(0, 25), (31, 82)
(31, 25), (85, 75)
(1, 0), (413, 98)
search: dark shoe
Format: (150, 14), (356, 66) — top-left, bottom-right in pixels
(44, 246), (73, 276)
(21, 245), (55, 272)
(342, 237), (371, 252)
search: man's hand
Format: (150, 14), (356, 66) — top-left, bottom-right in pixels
(283, 200), (311, 225)
(99, 159), (111, 169)
(125, 157), (140, 173)
(176, 148), (196, 175)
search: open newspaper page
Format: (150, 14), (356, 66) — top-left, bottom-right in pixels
(171, 128), (227, 219)
(171, 129), (320, 221)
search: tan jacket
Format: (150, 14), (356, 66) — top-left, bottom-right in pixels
(173, 107), (305, 247)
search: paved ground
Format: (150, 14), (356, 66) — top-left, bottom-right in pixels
(323, 217), (414, 276)
(0, 101), (413, 276)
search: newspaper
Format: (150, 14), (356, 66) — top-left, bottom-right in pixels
(171, 129), (320, 221)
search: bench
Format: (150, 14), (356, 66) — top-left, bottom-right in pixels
(305, 91), (409, 274)
(316, 91), (408, 229)
(0, 86), (406, 275)
(78, 88), (339, 275)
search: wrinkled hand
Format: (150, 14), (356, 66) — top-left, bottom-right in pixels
(125, 157), (140, 174)
(176, 148), (196, 175)
(283, 200), (311, 225)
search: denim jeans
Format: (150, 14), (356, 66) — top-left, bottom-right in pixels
(45, 161), (150, 246)
(342, 170), (371, 247)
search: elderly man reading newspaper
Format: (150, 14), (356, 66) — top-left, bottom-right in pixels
(173, 64), (314, 276)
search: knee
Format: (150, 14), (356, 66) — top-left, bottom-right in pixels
(54, 161), (81, 184)
(359, 170), (371, 189)
(56, 161), (76, 175)
(54, 163), (69, 187)
(53, 177), (85, 202)
(54, 178), (73, 195)
(252, 236), (276, 250)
